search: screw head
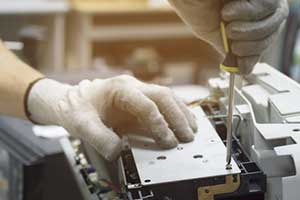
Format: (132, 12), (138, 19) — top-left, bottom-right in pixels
(226, 164), (232, 170)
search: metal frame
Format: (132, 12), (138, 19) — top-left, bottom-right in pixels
(210, 63), (300, 200)
(127, 107), (240, 186)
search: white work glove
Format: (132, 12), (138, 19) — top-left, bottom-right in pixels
(27, 76), (197, 161)
(169, 0), (289, 74)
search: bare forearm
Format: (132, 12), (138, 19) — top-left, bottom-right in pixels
(0, 41), (44, 119)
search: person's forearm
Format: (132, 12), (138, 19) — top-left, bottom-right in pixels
(0, 40), (44, 119)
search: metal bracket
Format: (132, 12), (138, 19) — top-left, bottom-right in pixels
(198, 175), (240, 200)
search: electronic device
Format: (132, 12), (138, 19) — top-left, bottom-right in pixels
(119, 106), (266, 200)
(0, 117), (110, 200)
(1, 63), (299, 200)
(119, 63), (300, 200)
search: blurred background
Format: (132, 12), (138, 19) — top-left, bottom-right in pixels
(0, 0), (221, 86)
(1, 0), (299, 84)
(0, 0), (297, 87)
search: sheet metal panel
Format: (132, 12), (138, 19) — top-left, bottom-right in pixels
(128, 107), (240, 186)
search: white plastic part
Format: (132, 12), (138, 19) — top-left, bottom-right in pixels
(210, 63), (300, 200)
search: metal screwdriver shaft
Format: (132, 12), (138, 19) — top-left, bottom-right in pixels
(220, 0), (239, 170)
(225, 73), (235, 169)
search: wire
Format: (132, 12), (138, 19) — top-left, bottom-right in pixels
(99, 179), (121, 194)
(188, 96), (218, 107)
(188, 97), (243, 138)
(205, 114), (242, 139)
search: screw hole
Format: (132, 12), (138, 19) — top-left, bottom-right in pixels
(193, 154), (203, 159)
(144, 179), (151, 183)
(293, 129), (300, 132)
(177, 147), (183, 150)
(157, 156), (167, 160)
(149, 161), (155, 165)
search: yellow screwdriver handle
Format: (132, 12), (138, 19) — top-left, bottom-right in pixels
(219, 6), (239, 74)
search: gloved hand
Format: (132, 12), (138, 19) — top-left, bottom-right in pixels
(26, 76), (197, 161)
(169, 0), (289, 74)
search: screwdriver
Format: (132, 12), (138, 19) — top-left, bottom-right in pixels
(219, 0), (239, 170)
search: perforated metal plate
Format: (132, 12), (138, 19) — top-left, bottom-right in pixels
(128, 107), (240, 186)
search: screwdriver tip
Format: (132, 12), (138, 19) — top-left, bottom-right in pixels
(226, 163), (232, 170)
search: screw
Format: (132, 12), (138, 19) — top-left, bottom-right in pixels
(226, 163), (232, 170)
